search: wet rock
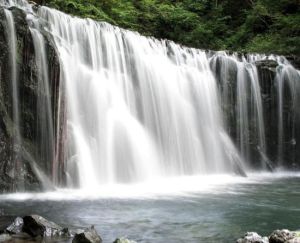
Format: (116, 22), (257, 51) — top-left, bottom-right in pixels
(269, 229), (296, 243)
(72, 226), (102, 243)
(286, 55), (300, 69)
(255, 60), (279, 73)
(237, 232), (269, 243)
(0, 4), (61, 192)
(22, 215), (69, 237)
(113, 237), (137, 243)
(6, 217), (23, 234)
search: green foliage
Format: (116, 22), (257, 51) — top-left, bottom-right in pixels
(45, 0), (300, 55)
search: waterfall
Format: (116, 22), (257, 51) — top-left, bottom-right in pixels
(275, 64), (300, 165)
(236, 62), (250, 161)
(3, 8), (23, 189)
(0, 0), (299, 191)
(245, 63), (266, 164)
(1, 0), (56, 190)
(35, 7), (246, 188)
(29, 23), (55, 180)
(210, 53), (267, 168)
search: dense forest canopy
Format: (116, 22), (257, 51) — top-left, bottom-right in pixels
(44, 0), (300, 55)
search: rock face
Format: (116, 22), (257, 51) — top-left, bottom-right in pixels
(72, 226), (102, 243)
(286, 55), (300, 70)
(211, 53), (300, 170)
(256, 60), (300, 169)
(0, 5), (60, 192)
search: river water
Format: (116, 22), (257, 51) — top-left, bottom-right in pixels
(0, 173), (299, 242)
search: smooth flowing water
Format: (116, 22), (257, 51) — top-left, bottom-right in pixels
(3, 7), (23, 190)
(275, 65), (300, 165)
(210, 53), (267, 168)
(29, 17), (55, 181)
(37, 7), (245, 188)
(0, 173), (299, 242)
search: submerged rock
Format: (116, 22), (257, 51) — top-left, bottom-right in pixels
(113, 237), (137, 243)
(269, 229), (296, 243)
(72, 226), (102, 243)
(22, 215), (69, 237)
(237, 232), (269, 243)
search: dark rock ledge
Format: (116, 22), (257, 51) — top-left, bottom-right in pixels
(0, 215), (136, 243)
(237, 230), (300, 243)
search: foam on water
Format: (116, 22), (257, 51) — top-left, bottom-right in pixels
(1, 172), (299, 201)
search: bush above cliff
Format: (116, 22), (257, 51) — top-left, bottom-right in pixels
(44, 0), (300, 55)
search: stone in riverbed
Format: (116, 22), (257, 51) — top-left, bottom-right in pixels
(72, 226), (102, 243)
(22, 215), (69, 237)
(236, 232), (269, 243)
(113, 237), (137, 243)
(269, 229), (296, 243)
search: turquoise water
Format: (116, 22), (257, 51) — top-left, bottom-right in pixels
(0, 173), (299, 242)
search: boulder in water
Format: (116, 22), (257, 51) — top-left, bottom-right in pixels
(269, 229), (296, 243)
(72, 226), (102, 243)
(236, 232), (269, 243)
(22, 215), (69, 237)
(113, 237), (137, 243)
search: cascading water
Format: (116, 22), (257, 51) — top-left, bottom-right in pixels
(210, 53), (267, 168)
(0, 0), (299, 191)
(29, 18), (55, 179)
(37, 7), (245, 188)
(210, 52), (300, 169)
(275, 64), (300, 165)
(3, 8), (23, 189)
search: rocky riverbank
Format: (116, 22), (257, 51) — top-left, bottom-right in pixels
(0, 215), (136, 243)
(237, 230), (300, 243)
(0, 214), (299, 243)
